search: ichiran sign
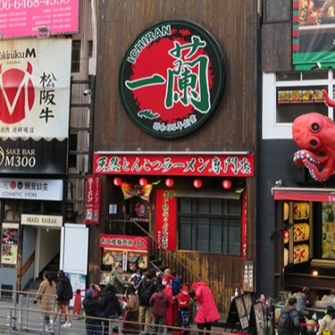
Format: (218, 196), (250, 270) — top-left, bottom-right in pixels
(119, 20), (226, 139)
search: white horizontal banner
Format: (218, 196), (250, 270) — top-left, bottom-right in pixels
(21, 214), (63, 227)
(0, 178), (63, 200)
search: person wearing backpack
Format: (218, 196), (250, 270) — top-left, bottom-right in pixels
(137, 271), (156, 335)
(53, 270), (73, 328)
(278, 297), (303, 335)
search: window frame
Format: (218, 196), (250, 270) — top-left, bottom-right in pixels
(262, 70), (334, 139)
(177, 197), (242, 255)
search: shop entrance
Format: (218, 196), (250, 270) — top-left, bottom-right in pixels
(33, 227), (61, 280)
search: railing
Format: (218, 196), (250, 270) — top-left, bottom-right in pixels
(113, 219), (202, 285)
(0, 289), (237, 335)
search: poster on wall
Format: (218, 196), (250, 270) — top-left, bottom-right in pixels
(66, 273), (86, 308)
(1, 223), (19, 265)
(292, 0), (335, 70)
(0, 39), (71, 174)
(155, 189), (177, 250)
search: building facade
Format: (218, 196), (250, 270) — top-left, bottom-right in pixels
(89, 0), (259, 315)
(259, 0), (335, 301)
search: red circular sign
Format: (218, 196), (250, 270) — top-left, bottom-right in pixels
(119, 20), (226, 139)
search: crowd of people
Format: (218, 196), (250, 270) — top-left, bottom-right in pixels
(33, 266), (220, 335)
(81, 265), (220, 335)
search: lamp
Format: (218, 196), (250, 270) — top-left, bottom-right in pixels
(139, 178), (148, 186)
(36, 26), (51, 38)
(113, 177), (122, 186)
(165, 178), (174, 188)
(311, 62), (321, 70)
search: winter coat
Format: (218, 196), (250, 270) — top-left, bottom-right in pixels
(317, 314), (335, 335)
(100, 291), (122, 317)
(192, 282), (220, 324)
(35, 279), (57, 314)
(177, 292), (190, 308)
(82, 296), (104, 325)
(125, 293), (139, 312)
(110, 268), (129, 294)
(56, 276), (73, 302)
(150, 291), (170, 317)
(164, 285), (174, 326)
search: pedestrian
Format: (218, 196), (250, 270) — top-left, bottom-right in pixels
(317, 306), (335, 335)
(100, 284), (123, 335)
(162, 276), (175, 327)
(177, 285), (191, 329)
(122, 285), (140, 335)
(54, 270), (73, 328)
(130, 268), (142, 290)
(109, 264), (130, 294)
(34, 272), (56, 332)
(150, 284), (170, 335)
(82, 287), (103, 335)
(137, 271), (156, 335)
(278, 297), (302, 335)
(292, 286), (311, 335)
(191, 281), (220, 335)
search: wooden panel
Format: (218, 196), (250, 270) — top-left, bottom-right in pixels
(262, 22), (293, 73)
(264, 0), (291, 23)
(94, 0), (258, 153)
(159, 250), (243, 316)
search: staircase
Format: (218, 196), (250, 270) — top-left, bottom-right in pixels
(28, 254), (59, 291)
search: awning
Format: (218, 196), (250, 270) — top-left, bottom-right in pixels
(272, 187), (335, 202)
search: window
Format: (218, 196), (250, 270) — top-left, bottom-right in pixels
(68, 133), (78, 169)
(71, 40), (81, 73)
(262, 69), (334, 139)
(178, 198), (241, 255)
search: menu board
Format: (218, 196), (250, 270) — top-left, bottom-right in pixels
(277, 89), (324, 104)
(243, 293), (253, 321)
(1, 223), (19, 265)
(253, 302), (266, 335)
(235, 296), (249, 329)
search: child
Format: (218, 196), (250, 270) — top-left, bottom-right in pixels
(177, 285), (191, 329)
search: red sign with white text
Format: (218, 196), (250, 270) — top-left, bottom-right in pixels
(0, 0), (79, 39)
(84, 175), (101, 225)
(99, 234), (149, 251)
(155, 189), (177, 251)
(94, 152), (254, 177)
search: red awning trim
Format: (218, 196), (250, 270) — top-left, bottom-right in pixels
(272, 187), (335, 202)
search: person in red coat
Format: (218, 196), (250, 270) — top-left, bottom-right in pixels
(191, 282), (220, 335)
(162, 276), (174, 326)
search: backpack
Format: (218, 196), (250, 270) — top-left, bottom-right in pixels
(140, 282), (154, 305)
(278, 309), (293, 335)
(172, 277), (181, 296)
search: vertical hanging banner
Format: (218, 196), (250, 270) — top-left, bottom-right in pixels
(293, 0), (335, 70)
(85, 175), (101, 225)
(0, 38), (71, 174)
(155, 189), (177, 250)
(241, 191), (247, 259)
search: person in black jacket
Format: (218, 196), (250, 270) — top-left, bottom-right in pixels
(99, 284), (122, 335)
(278, 297), (303, 335)
(53, 270), (73, 328)
(82, 288), (103, 335)
(137, 272), (156, 335)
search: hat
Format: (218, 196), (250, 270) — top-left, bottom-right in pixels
(191, 282), (198, 291)
(182, 285), (189, 292)
(85, 289), (93, 298)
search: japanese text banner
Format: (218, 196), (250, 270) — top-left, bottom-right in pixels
(94, 152), (254, 177)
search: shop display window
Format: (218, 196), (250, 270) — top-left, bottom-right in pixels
(321, 202), (335, 259)
(262, 69), (335, 139)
